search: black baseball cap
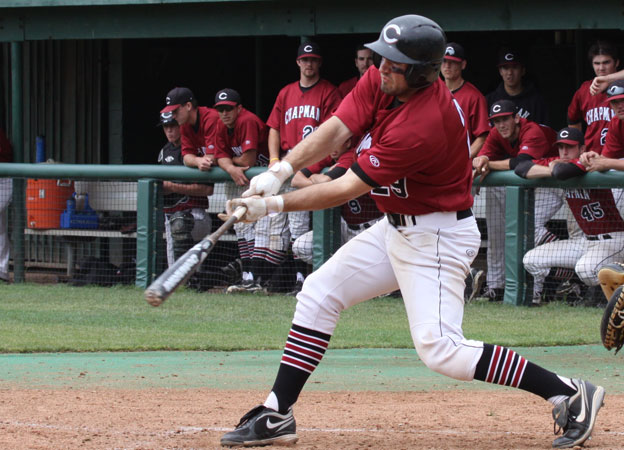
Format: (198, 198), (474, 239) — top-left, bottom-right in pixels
(160, 87), (194, 113)
(489, 100), (518, 119)
(297, 41), (322, 60)
(497, 48), (523, 67)
(606, 80), (624, 102)
(444, 43), (465, 62)
(214, 88), (241, 107)
(556, 127), (584, 146)
(157, 111), (177, 127)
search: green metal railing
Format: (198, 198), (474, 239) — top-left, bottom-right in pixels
(1, 162), (624, 306)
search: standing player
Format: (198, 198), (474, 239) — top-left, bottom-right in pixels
(517, 127), (624, 306)
(220, 15), (604, 449)
(0, 128), (12, 283)
(156, 111), (214, 287)
(211, 88), (275, 293)
(568, 40), (619, 154)
(160, 87), (220, 172)
(266, 41), (342, 291)
(337, 45), (374, 98)
(441, 42), (489, 157)
(473, 100), (560, 301)
(486, 48), (549, 126)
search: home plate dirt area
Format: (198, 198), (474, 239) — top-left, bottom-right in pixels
(1, 389), (623, 449)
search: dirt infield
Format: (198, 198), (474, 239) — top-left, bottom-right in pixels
(1, 389), (622, 449)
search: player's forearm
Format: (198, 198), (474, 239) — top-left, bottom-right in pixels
(524, 165), (552, 179)
(282, 169), (370, 212)
(183, 154), (199, 168)
(488, 159), (511, 171)
(233, 150), (257, 167)
(165, 182), (213, 197)
(268, 129), (281, 161)
(283, 116), (352, 173)
(469, 135), (487, 159)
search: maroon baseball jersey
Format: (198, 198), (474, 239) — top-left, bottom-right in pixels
(338, 77), (358, 99)
(601, 116), (624, 159)
(451, 81), (490, 142)
(479, 118), (557, 161)
(180, 106), (220, 158)
(565, 187), (624, 236)
(335, 66), (473, 215)
(214, 107), (270, 167)
(267, 79), (342, 154)
(568, 80), (614, 153)
(304, 150), (382, 225)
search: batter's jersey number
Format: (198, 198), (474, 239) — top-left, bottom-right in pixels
(371, 178), (409, 198)
(347, 199), (362, 214)
(581, 202), (605, 222)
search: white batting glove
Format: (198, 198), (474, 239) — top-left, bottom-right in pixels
(242, 161), (293, 197)
(226, 195), (284, 223)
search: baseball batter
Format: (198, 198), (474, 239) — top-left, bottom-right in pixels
(266, 41), (343, 291)
(219, 15), (604, 449)
(568, 41), (618, 153)
(517, 127), (624, 305)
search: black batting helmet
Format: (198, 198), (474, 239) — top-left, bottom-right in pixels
(365, 15), (446, 89)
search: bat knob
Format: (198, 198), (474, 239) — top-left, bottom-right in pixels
(145, 290), (164, 307)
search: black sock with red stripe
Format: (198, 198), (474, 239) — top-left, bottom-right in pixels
(271, 323), (331, 413)
(474, 344), (576, 400)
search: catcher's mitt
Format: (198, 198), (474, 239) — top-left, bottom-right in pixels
(600, 285), (624, 354)
(598, 262), (624, 301)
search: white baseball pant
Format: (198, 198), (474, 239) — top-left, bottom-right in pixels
(292, 212), (485, 381)
(0, 177), (11, 280)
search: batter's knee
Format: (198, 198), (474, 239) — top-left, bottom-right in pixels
(292, 270), (346, 335)
(411, 325), (479, 381)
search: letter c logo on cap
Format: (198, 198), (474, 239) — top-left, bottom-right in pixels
(505, 53), (514, 61)
(560, 130), (569, 138)
(492, 104), (501, 113)
(383, 24), (401, 44)
(304, 45), (313, 53)
(218, 92), (227, 100)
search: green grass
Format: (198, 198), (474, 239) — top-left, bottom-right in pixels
(0, 284), (603, 352)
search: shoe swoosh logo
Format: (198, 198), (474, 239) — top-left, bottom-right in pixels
(577, 387), (587, 422)
(266, 417), (293, 430)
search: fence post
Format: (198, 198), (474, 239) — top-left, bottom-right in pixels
(504, 186), (534, 306)
(312, 206), (341, 270)
(11, 41), (25, 283)
(135, 179), (159, 288)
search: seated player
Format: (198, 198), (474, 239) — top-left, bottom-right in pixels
(517, 127), (624, 306)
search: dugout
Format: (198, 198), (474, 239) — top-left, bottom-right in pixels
(0, 1), (622, 164)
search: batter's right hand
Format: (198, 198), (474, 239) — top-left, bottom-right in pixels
(242, 161), (293, 197)
(226, 195), (284, 223)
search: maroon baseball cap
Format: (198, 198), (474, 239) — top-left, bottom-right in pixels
(489, 100), (517, 119)
(297, 41), (322, 60)
(160, 87), (194, 113)
(556, 127), (584, 145)
(606, 80), (624, 102)
(444, 43), (465, 62)
(214, 88), (241, 107)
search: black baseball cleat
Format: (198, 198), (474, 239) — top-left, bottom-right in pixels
(221, 405), (298, 447)
(551, 379), (605, 448)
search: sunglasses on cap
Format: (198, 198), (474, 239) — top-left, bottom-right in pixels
(215, 105), (235, 113)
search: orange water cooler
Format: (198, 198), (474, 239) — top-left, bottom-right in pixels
(26, 179), (74, 228)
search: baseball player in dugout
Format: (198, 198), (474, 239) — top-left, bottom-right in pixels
(568, 40), (619, 154)
(337, 45), (374, 98)
(218, 15), (604, 449)
(160, 86), (220, 171)
(516, 127), (624, 307)
(485, 47), (550, 126)
(0, 128), (13, 283)
(441, 42), (490, 158)
(156, 112), (215, 289)
(581, 80), (624, 170)
(211, 88), (275, 294)
(265, 40), (342, 294)
(473, 100), (560, 302)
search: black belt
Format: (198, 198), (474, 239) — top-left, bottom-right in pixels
(587, 234), (612, 241)
(347, 222), (373, 231)
(386, 209), (473, 228)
